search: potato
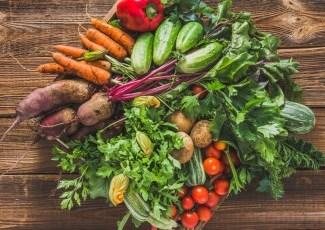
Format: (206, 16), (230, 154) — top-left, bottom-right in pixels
(170, 111), (196, 134)
(190, 120), (213, 148)
(171, 132), (194, 164)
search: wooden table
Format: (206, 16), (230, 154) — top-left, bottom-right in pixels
(0, 0), (324, 229)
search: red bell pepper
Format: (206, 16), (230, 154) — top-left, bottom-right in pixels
(116, 0), (164, 32)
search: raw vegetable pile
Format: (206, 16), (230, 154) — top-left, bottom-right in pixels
(2, 0), (325, 229)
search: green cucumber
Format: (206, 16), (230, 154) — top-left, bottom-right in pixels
(153, 19), (182, 66)
(178, 42), (223, 73)
(281, 101), (316, 134)
(176, 22), (204, 53)
(131, 32), (154, 75)
(184, 148), (206, 187)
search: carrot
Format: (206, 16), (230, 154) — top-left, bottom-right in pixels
(54, 45), (87, 58)
(80, 60), (111, 71)
(79, 34), (106, 51)
(36, 63), (65, 74)
(91, 18), (135, 54)
(53, 53), (111, 85)
(86, 28), (127, 60)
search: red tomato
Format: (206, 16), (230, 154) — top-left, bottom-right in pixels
(214, 179), (230, 196)
(181, 211), (199, 228)
(197, 206), (212, 222)
(203, 158), (225, 176)
(191, 186), (209, 204)
(192, 85), (207, 99)
(177, 185), (188, 199)
(205, 191), (219, 208)
(168, 205), (177, 218)
(221, 151), (240, 166)
(214, 141), (228, 151)
(205, 145), (222, 159)
(182, 196), (195, 210)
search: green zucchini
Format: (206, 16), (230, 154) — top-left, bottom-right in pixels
(184, 148), (206, 187)
(176, 22), (204, 53)
(124, 192), (149, 222)
(178, 42), (223, 73)
(281, 101), (316, 134)
(153, 19), (182, 66)
(131, 32), (154, 75)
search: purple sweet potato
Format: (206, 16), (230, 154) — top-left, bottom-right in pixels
(1, 79), (96, 142)
(77, 92), (114, 126)
(38, 108), (79, 140)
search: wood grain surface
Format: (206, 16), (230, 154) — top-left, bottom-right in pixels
(0, 0), (324, 229)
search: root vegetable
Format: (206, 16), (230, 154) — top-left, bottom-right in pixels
(170, 111), (196, 134)
(77, 92), (114, 126)
(80, 60), (111, 71)
(38, 108), (78, 140)
(54, 45), (87, 58)
(171, 132), (194, 164)
(70, 122), (105, 141)
(36, 63), (65, 74)
(86, 28), (127, 60)
(79, 34), (106, 51)
(1, 79), (96, 142)
(190, 120), (213, 148)
(90, 18), (135, 55)
(52, 53), (111, 85)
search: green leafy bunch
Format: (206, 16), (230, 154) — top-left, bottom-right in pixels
(53, 107), (187, 219)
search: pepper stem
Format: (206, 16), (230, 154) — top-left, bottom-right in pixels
(146, 3), (157, 19)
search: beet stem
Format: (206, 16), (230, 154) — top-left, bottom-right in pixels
(56, 138), (70, 150)
(0, 117), (21, 143)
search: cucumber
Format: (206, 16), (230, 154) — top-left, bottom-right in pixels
(153, 19), (182, 66)
(281, 101), (316, 134)
(176, 22), (204, 53)
(131, 32), (154, 75)
(183, 148), (206, 187)
(178, 42), (223, 73)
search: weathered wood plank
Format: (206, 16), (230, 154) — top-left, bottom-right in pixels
(0, 47), (324, 116)
(0, 171), (324, 229)
(0, 0), (324, 59)
(1, 107), (325, 174)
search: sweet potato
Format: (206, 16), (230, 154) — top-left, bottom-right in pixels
(38, 108), (79, 140)
(1, 80), (96, 142)
(77, 92), (114, 126)
(171, 132), (194, 164)
(190, 120), (213, 148)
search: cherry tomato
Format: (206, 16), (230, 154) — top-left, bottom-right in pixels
(205, 145), (222, 159)
(182, 196), (195, 210)
(191, 186), (209, 204)
(214, 179), (230, 196)
(203, 157), (225, 176)
(168, 205), (177, 218)
(177, 185), (188, 199)
(181, 211), (199, 228)
(214, 141), (228, 151)
(192, 85), (207, 99)
(205, 191), (219, 208)
(197, 206), (212, 222)
(221, 151), (240, 166)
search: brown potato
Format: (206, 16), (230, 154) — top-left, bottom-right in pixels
(190, 120), (213, 148)
(170, 111), (196, 134)
(171, 132), (194, 164)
